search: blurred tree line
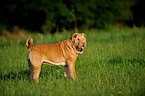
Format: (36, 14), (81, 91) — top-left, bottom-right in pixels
(0, 0), (144, 33)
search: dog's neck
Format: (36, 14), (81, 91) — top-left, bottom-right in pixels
(67, 39), (83, 55)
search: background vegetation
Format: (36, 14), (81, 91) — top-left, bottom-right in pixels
(0, 28), (145, 96)
(0, 0), (145, 34)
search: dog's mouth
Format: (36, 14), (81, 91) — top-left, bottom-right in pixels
(76, 46), (85, 52)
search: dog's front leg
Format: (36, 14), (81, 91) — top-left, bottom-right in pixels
(66, 60), (77, 80)
(64, 65), (70, 79)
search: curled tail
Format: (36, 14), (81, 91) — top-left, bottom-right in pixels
(26, 38), (33, 51)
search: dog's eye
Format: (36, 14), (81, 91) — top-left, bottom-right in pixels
(78, 38), (79, 40)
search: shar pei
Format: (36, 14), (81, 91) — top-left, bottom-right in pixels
(26, 33), (86, 82)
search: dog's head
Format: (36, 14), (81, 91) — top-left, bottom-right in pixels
(71, 33), (86, 54)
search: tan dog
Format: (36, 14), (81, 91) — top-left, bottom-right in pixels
(26, 33), (86, 82)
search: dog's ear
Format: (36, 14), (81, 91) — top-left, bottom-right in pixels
(82, 33), (86, 38)
(71, 33), (79, 41)
(73, 33), (79, 38)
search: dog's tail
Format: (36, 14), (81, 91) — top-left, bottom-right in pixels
(26, 38), (33, 51)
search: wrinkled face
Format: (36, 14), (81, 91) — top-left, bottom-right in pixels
(72, 33), (86, 54)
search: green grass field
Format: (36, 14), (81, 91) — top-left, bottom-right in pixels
(0, 28), (145, 96)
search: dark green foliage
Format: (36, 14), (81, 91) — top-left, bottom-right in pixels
(132, 0), (145, 27)
(0, 0), (143, 33)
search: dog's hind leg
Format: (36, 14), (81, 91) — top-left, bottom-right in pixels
(28, 60), (33, 82)
(32, 64), (41, 83)
(29, 52), (42, 83)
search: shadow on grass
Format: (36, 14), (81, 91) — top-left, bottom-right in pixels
(0, 70), (29, 81)
(109, 56), (145, 67)
(108, 56), (123, 64)
(0, 66), (65, 81)
(127, 58), (145, 66)
(40, 65), (65, 80)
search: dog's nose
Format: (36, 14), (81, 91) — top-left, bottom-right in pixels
(82, 42), (86, 47)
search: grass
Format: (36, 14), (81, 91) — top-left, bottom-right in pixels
(0, 27), (145, 96)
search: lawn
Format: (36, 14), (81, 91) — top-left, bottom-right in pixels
(0, 27), (145, 96)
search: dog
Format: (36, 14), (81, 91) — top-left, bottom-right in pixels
(26, 33), (86, 82)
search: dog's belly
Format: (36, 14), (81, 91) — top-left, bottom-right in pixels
(42, 59), (66, 66)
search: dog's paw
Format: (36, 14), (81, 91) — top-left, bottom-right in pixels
(64, 72), (67, 78)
